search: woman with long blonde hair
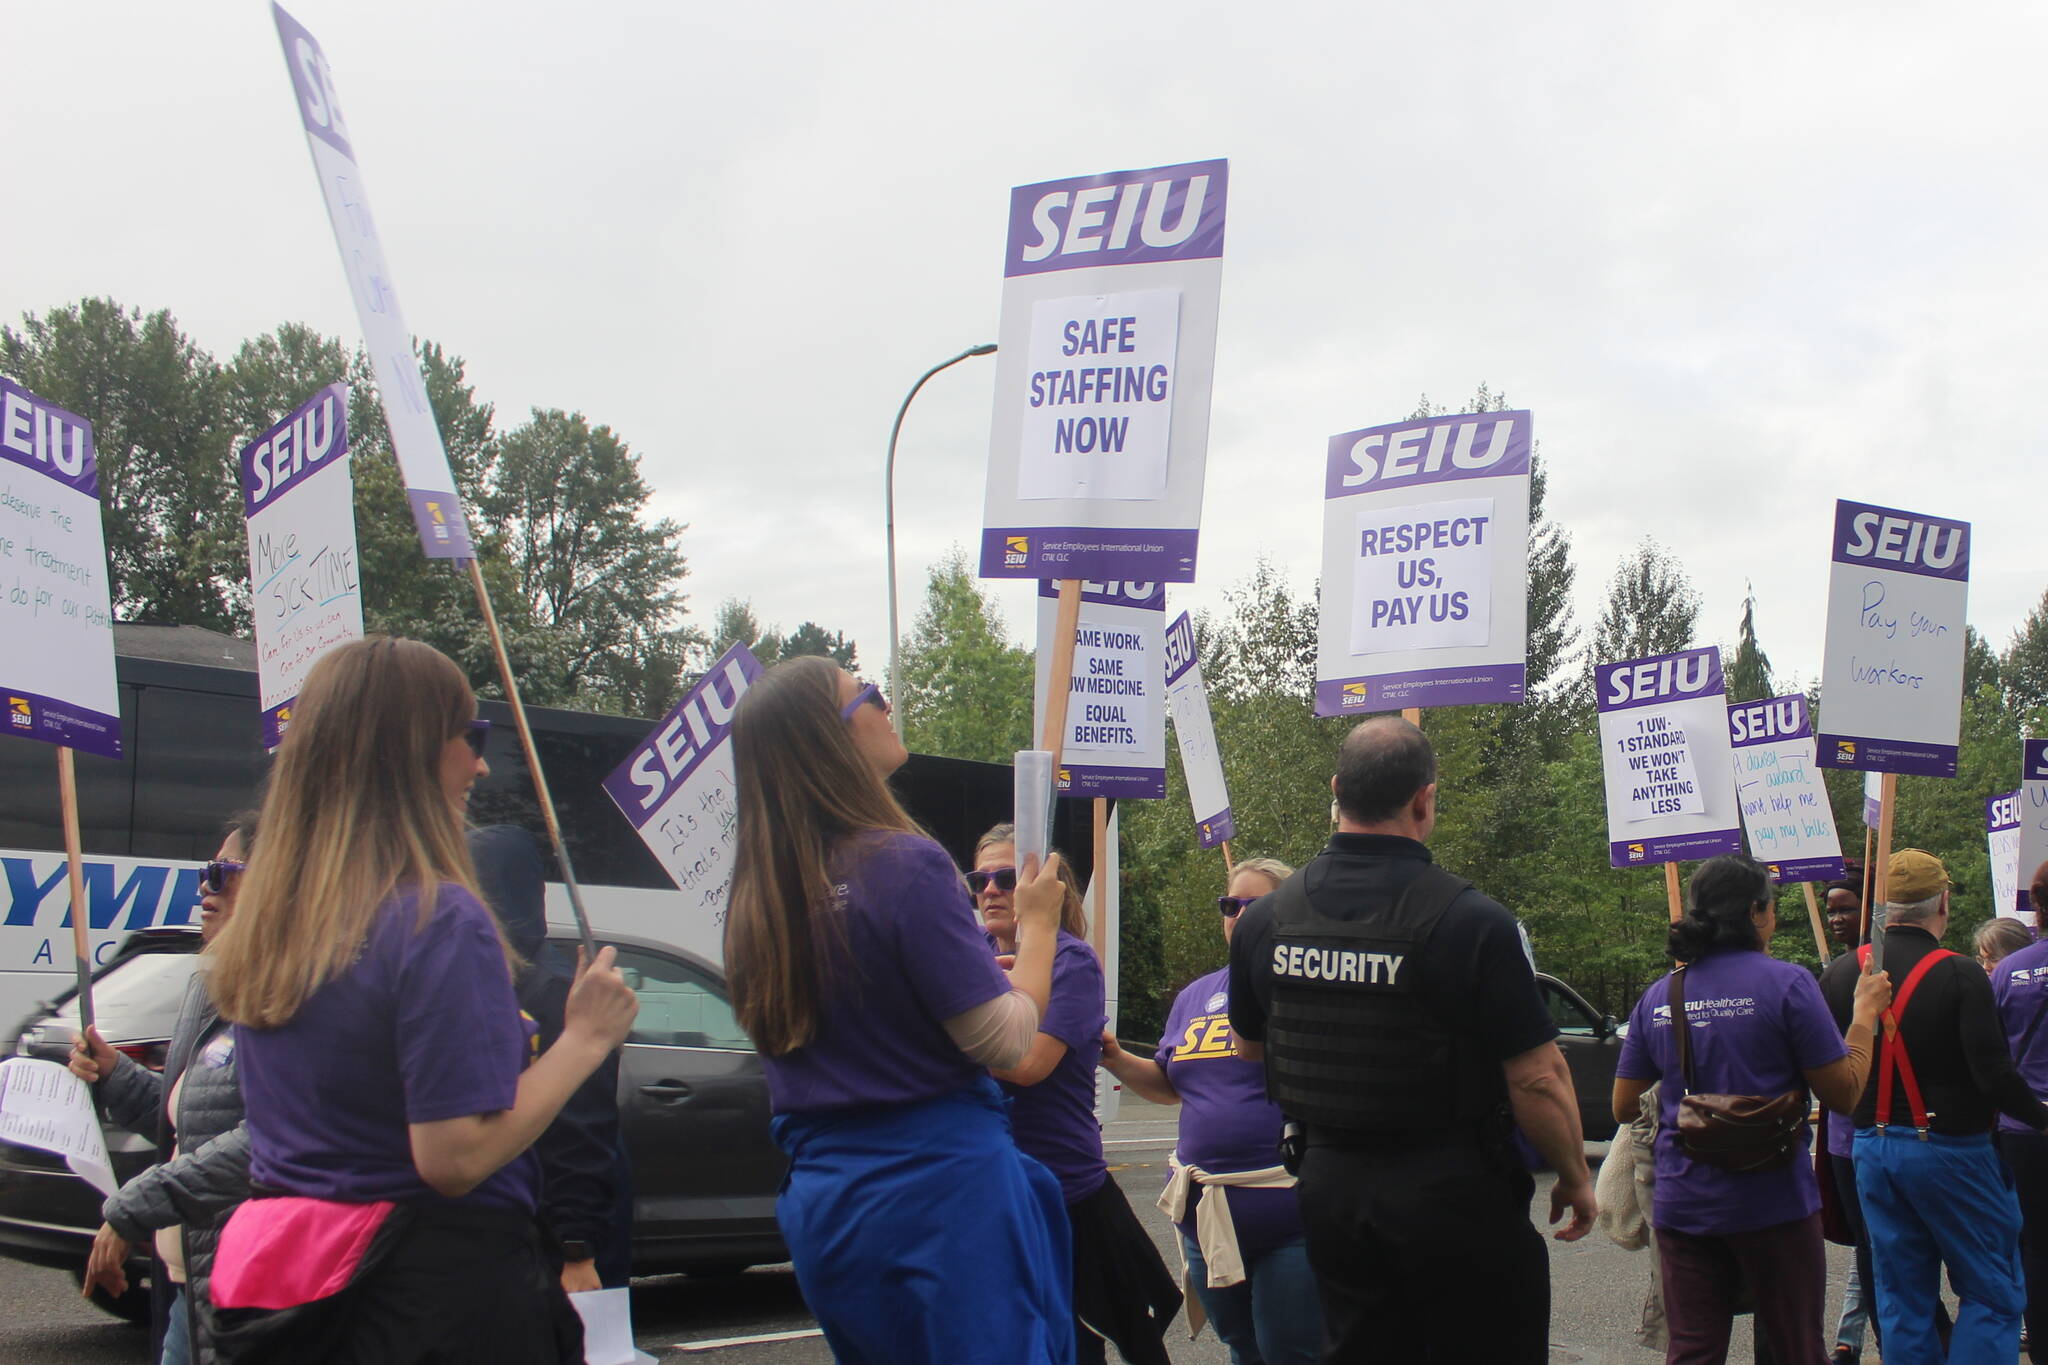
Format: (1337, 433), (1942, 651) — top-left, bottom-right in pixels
(724, 657), (1075, 1363)
(203, 638), (637, 1364)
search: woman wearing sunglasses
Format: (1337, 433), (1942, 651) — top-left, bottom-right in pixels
(1098, 857), (1324, 1365)
(202, 637), (639, 1364)
(69, 813), (261, 1365)
(975, 824), (1182, 1365)
(725, 658), (1076, 1364)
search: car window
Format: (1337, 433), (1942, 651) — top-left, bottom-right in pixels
(612, 947), (754, 1052)
(42, 949), (199, 1044)
(1541, 979), (1600, 1037)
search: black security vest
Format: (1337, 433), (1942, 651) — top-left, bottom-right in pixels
(1263, 862), (1471, 1133)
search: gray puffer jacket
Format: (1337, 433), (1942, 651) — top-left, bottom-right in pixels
(96, 967), (249, 1365)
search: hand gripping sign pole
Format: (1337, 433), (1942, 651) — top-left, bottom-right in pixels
(272, 8), (597, 956)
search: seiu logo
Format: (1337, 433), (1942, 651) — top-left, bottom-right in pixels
(1057, 768), (1073, 789)
(1842, 511), (1964, 571)
(7, 698), (28, 730)
(1992, 794), (2023, 826)
(1729, 697), (1804, 744)
(1340, 683), (1367, 708)
(1339, 417), (1518, 489)
(0, 382), (91, 479)
(1605, 653), (1714, 707)
(1017, 173), (1214, 264)
(1004, 536), (1029, 567)
(1163, 615), (1195, 677)
(1836, 740), (1858, 762)
(1627, 843), (1646, 862)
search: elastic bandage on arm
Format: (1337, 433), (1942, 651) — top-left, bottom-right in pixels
(944, 989), (1043, 1070)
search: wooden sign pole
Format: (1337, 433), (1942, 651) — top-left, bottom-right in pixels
(1860, 826), (1875, 944)
(55, 748), (94, 1034)
(1665, 861), (1684, 924)
(1871, 772), (1899, 918)
(466, 560), (598, 959)
(1801, 881), (1830, 962)
(1036, 581), (1094, 949)
(1220, 840), (1236, 874)
(1090, 797), (1109, 959)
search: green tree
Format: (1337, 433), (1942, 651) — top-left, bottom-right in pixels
(2, 299), (235, 628)
(1588, 539), (1702, 680)
(2002, 590), (2048, 716)
(703, 599), (783, 665)
(780, 622), (859, 670)
(1725, 585), (1775, 703)
(896, 549), (1033, 763)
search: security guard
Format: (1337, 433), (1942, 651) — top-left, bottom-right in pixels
(1228, 716), (1595, 1363)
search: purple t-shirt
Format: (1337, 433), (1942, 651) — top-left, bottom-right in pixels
(1615, 949), (1846, 1237)
(1992, 936), (2048, 1135)
(762, 832), (1011, 1114)
(1823, 949), (1859, 1159)
(1156, 967), (1301, 1258)
(237, 884), (539, 1210)
(1000, 930), (1108, 1204)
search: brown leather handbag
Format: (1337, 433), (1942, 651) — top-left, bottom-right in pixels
(1669, 964), (1808, 1174)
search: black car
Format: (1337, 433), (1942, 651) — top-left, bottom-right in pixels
(1536, 971), (1626, 1142)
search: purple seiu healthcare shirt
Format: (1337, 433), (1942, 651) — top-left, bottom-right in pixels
(1823, 949), (1859, 1159)
(237, 884), (539, 1211)
(761, 832), (1012, 1115)
(1156, 967), (1302, 1259)
(1000, 930), (1109, 1204)
(1992, 936), (2048, 1135)
(1615, 949), (1845, 1237)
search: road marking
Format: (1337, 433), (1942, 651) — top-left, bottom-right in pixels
(665, 1328), (826, 1352)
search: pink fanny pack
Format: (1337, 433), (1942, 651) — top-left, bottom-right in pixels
(210, 1197), (397, 1311)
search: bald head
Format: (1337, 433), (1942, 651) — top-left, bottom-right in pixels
(1334, 717), (1437, 825)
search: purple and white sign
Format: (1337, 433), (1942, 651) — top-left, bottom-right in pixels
(1163, 610), (1233, 848)
(1726, 694), (1845, 884)
(1816, 499), (1970, 777)
(1595, 648), (1743, 868)
(1315, 411), (1531, 715)
(0, 378), (120, 759)
(601, 644), (763, 940)
(1035, 580), (1166, 800)
(1989, 789), (2024, 920)
(981, 159), (1227, 584)
(241, 386), (361, 749)
(2018, 742), (2048, 923)
(271, 5), (472, 561)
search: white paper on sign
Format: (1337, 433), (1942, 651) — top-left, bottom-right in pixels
(1622, 723), (1705, 823)
(0, 1057), (114, 1196)
(1347, 495), (1496, 656)
(1018, 290), (1181, 502)
(568, 1288), (638, 1365)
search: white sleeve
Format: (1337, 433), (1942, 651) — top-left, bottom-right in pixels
(942, 989), (1043, 1070)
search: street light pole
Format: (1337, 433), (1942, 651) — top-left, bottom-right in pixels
(886, 342), (997, 738)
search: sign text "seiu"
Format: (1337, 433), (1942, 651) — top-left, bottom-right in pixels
(1340, 418), (1515, 488)
(1729, 697), (1804, 744)
(1842, 512), (1965, 571)
(1, 387), (90, 479)
(1019, 176), (1213, 264)
(1606, 654), (1715, 707)
(626, 656), (753, 809)
(247, 393), (343, 506)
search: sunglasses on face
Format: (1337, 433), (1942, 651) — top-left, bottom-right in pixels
(202, 860), (246, 895)
(1217, 895), (1256, 918)
(839, 684), (890, 723)
(967, 867), (1018, 895)
(461, 719), (491, 758)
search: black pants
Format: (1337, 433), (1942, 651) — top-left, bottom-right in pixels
(2003, 1129), (2048, 1364)
(1296, 1131), (1547, 1364)
(1067, 1178), (1179, 1365)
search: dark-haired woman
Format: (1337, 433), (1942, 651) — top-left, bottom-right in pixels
(1613, 855), (1891, 1365)
(725, 659), (1076, 1364)
(975, 824), (1180, 1365)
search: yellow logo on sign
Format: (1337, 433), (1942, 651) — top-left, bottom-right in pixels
(1626, 842), (1646, 861)
(7, 697), (29, 728)
(426, 501), (446, 525)
(1006, 536), (1029, 554)
(1836, 740), (1857, 762)
(1057, 768), (1072, 788)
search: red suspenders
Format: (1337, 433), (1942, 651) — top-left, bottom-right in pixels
(1858, 943), (1958, 1139)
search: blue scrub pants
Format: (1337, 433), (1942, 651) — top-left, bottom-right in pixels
(1855, 1128), (2025, 1364)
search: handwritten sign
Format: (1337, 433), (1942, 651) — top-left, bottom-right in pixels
(1989, 789), (2024, 920)
(1817, 499), (1969, 776)
(981, 159), (1227, 583)
(600, 645), (762, 941)
(1726, 694), (1846, 883)
(0, 378), (119, 759)
(242, 385), (361, 748)
(1595, 648), (1743, 868)
(2019, 742), (2048, 922)
(0, 1056), (113, 1195)
(1163, 610), (1233, 848)
(271, 5), (472, 560)
(1315, 411), (1531, 714)
(1035, 580), (1166, 799)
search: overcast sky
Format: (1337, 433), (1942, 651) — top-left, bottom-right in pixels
(6, 3), (2043, 694)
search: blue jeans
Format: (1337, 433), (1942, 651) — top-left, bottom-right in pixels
(1181, 1232), (1323, 1365)
(160, 1286), (193, 1365)
(1856, 1128), (2025, 1365)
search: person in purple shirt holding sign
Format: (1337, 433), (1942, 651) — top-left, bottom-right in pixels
(975, 824), (1181, 1365)
(1615, 855), (1890, 1365)
(724, 659), (1076, 1365)
(204, 638), (641, 1364)
(1992, 861), (2048, 1364)
(1100, 855), (1324, 1365)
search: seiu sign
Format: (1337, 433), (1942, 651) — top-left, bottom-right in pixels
(1325, 410), (1533, 499)
(1162, 611), (1197, 685)
(1728, 695), (1809, 746)
(1989, 792), (2023, 830)
(1598, 648), (1723, 710)
(604, 645), (764, 823)
(0, 377), (96, 493)
(242, 385), (348, 516)
(1005, 159), (1228, 278)
(1832, 499), (1970, 582)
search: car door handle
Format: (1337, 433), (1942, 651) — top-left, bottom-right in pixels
(639, 1082), (693, 1102)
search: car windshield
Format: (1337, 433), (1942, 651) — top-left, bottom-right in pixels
(31, 949), (200, 1047)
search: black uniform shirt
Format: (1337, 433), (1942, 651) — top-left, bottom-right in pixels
(1228, 833), (1556, 1115)
(1818, 924), (2048, 1135)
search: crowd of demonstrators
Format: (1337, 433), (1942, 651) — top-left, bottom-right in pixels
(1992, 861), (2048, 1364)
(1614, 855), (1891, 1365)
(1099, 855), (1322, 1365)
(70, 810), (261, 1365)
(974, 824), (1181, 1365)
(199, 638), (641, 1363)
(1226, 717), (1597, 1363)
(724, 660), (1076, 1364)
(1820, 849), (2048, 1364)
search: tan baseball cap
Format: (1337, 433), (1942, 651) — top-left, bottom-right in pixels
(1888, 848), (1952, 902)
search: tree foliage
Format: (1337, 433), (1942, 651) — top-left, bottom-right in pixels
(896, 549), (1034, 765)
(1725, 585), (1775, 703)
